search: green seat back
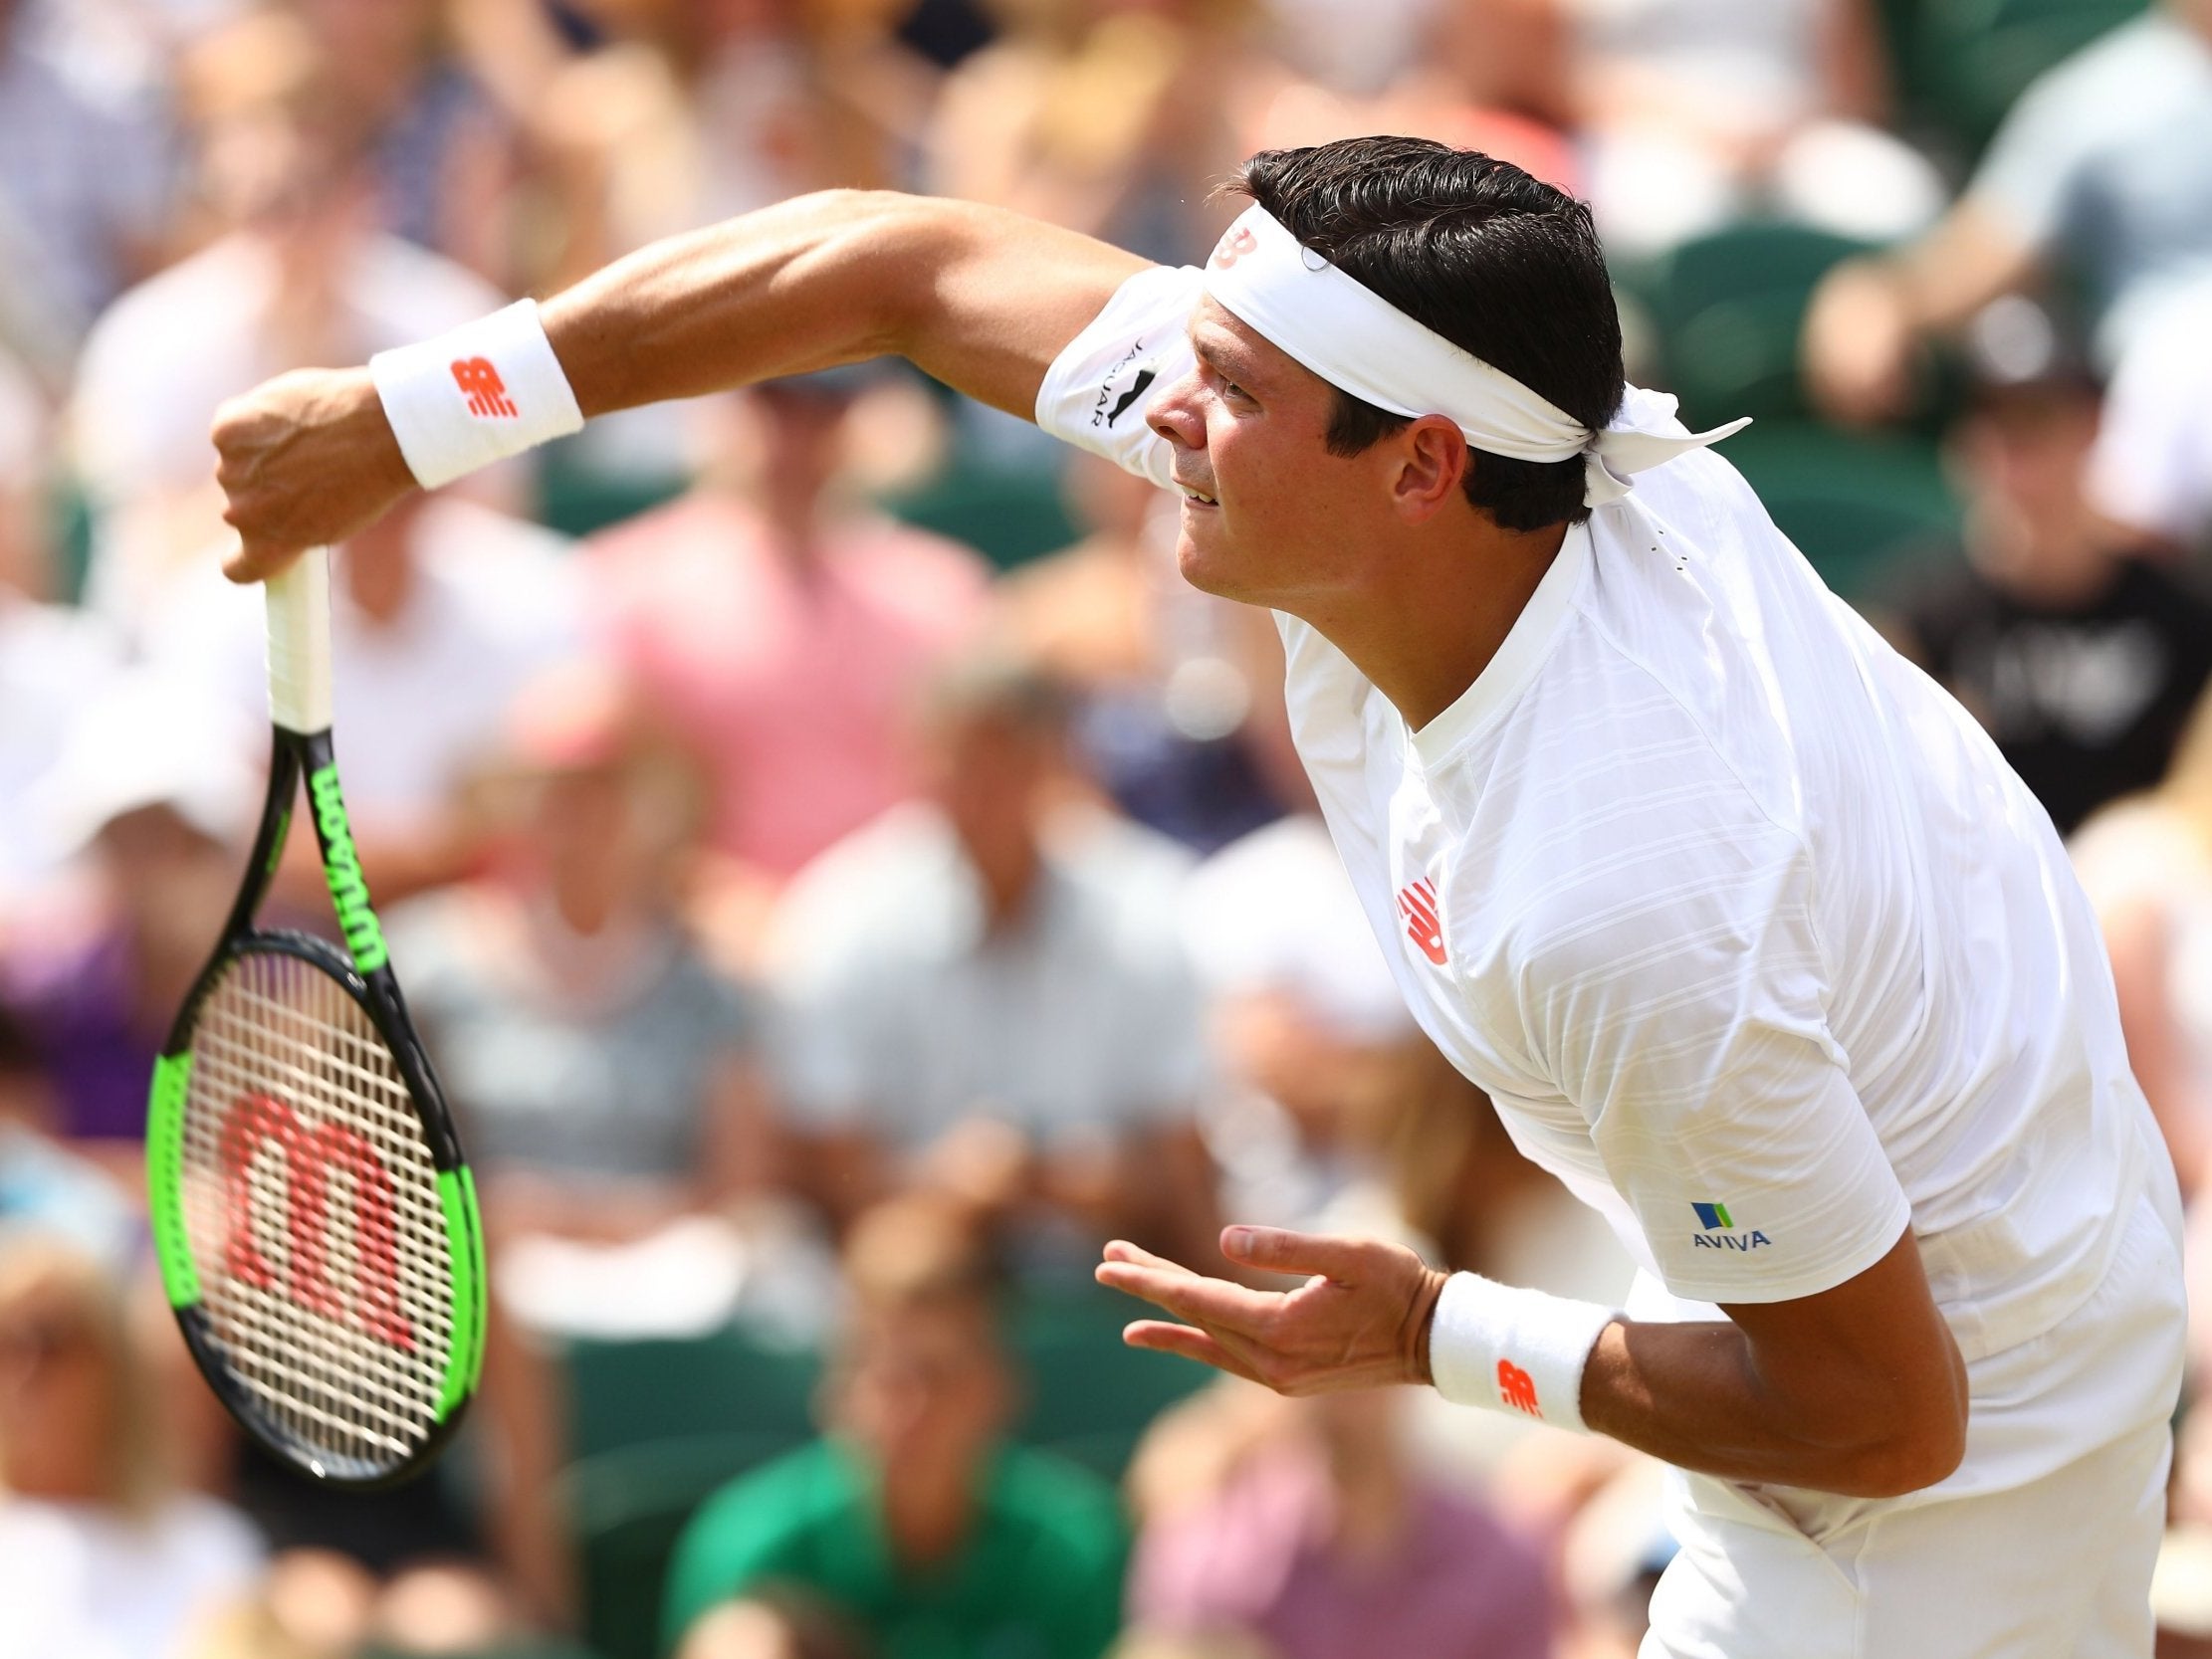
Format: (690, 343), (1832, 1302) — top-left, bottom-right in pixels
(1638, 224), (1880, 430)
(1722, 422), (1960, 600)
(562, 1330), (822, 1465)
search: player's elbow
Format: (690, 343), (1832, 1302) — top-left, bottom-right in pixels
(1850, 1407), (1967, 1498)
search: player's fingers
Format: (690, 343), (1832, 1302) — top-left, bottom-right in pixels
(1100, 1239), (1199, 1277)
(1095, 1260), (1279, 1335)
(1121, 1320), (1262, 1383)
(224, 536), (294, 584)
(1218, 1225), (1374, 1282)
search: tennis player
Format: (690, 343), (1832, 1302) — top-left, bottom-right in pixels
(211, 137), (2183, 1656)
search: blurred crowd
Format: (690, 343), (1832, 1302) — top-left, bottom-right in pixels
(3, 0), (2212, 1656)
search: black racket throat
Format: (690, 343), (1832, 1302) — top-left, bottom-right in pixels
(206, 726), (461, 1171)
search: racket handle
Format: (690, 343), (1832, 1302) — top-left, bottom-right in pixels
(266, 549), (334, 734)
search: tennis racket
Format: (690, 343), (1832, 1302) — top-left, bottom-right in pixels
(144, 549), (486, 1487)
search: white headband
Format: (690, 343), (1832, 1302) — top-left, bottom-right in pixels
(1201, 205), (1748, 509)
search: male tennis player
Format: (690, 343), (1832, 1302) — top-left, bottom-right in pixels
(210, 137), (2183, 1656)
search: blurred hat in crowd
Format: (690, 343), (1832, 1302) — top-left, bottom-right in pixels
(1962, 295), (2099, 402)
(32, 669), (259, 860)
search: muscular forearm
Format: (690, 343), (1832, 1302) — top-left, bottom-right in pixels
(1579, 1311), (1967, 1499)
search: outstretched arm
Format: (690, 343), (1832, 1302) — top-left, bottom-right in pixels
(213, 190), (1149, 579)
(1100, 1221), (1967, 1500)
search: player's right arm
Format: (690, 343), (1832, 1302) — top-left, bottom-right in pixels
(214, 191), (1151, 581)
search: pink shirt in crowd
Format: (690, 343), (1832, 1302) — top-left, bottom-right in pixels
(1130, 1441), (1555, 1659)
(588, 495), (991, 878)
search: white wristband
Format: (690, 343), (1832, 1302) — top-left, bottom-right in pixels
(368, 300), (583, 491)
(1427, 1271), (1621, 1434)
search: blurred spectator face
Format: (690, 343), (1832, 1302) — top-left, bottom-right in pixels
(298, 0), (441, 72)
(754, 384), (857, 518)
(1955, 385), (2101, 576)
(830, 1297), (1011, 1478)
(505, 678), (704, 929)
(0, 1245), (125, 1500)
(93, 804), (237, 968)
(917, 692), (1064, 878)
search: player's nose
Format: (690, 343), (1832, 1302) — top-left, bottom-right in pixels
(1147, 366), (1207, 451)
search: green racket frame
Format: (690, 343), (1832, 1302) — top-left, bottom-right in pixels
(144, 553), (487, 1487)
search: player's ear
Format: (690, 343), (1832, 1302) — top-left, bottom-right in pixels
(1390, 416), (1469, 523)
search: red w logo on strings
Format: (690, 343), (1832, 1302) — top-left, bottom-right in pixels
(1397, 878), (1446, 965)
(220, 1092), (414, 1351)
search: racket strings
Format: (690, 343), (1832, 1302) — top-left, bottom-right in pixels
(180, 948), (454, 1475)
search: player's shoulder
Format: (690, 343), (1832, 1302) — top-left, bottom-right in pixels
(1459, 619), (1816, 992)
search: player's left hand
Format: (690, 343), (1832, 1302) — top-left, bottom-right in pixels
(1096, 1227), (1448, 1395)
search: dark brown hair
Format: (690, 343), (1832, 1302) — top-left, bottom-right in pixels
(1229, 136), (1624, 531)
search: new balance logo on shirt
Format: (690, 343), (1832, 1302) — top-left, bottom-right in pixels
(1398, 878), (1446, 964)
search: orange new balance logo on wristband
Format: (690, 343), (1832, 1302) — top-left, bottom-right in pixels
(1497, 1359), (1541, 1417)
(451, 357), (518, 419)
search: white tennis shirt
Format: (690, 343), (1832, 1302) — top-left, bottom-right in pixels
(1039, 264), (2174, 1484)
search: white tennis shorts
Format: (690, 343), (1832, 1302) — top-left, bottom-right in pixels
(1642, 1179), (2185, 1659)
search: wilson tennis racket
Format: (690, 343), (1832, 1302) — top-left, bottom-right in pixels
(144, 549), (486, 1487)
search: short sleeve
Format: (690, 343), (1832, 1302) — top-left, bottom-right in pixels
(1964, 56), (2096, 255)
(661, 1464), (822, 1646)
(2089, 308), (2212, 547)
(1034, 263), (1201, 489)
(1519, 831), (1912, 1305)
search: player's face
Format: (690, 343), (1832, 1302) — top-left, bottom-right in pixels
(1147, 298), (1397, 612)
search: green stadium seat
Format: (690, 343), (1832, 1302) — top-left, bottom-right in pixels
(1007, 1285), (1211, 1479)
(560, 1329), (822, 1465)
(1719, 422), (1960, 601)
(881, 459), (1079, 571)
(563, 1430), (799, 1659)
(1632, 223), (1881, 431)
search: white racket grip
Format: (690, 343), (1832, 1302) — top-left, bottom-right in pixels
(266, 550), (333, 734)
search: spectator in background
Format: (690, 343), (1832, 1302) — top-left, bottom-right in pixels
(2071, 701), (2212, 1537)
(0, 1008), (135, 1271)
(1877, 298), (2212, 839)
(2071, 695), (2212, 1210)
(5, 672), (255, 1145)
(1558, 0), (1942, 256)
(0, 0), (180, 381)
(157, 492), (583, 907)
(2090, 277), (2212, 558)
(665, 1196), (1128, 1659)
(997, 452), (1286, 854)
(591, 372), (991, 885)
(1125, 1380), (1553, 1659)
(0, 346), (123, 921)
(69, 9), (507, 637)
(1805, 0), (2212, 422)
(387, 666), (773, 1240)
(766, 657), (1217, 1266)
(925, 0), (1265, 264)
(0, 1236), (266, 1659)
(292, 0), (519, 286)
